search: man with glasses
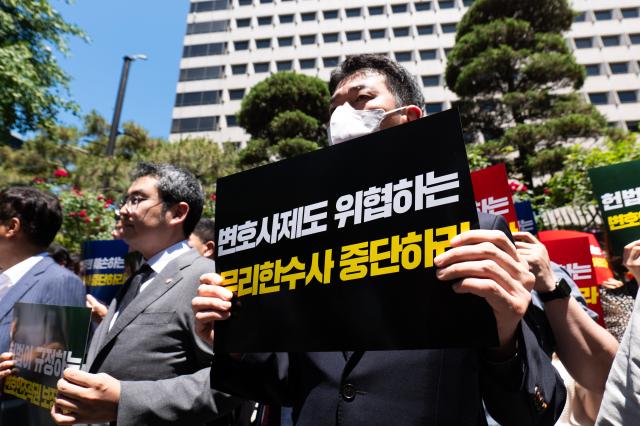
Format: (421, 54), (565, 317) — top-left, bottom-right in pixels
(51, 163), (241, 426)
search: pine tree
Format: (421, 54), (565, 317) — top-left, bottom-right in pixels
(445, 0), (611, 189)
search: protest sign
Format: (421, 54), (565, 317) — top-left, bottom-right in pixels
(541, 237), (605, 327)
(82, 240), (129, 305)
(515, 201), (538, 234)
(2, 303), (91, 425)
(471, 164), (519, 233)
(214, 109), (498, 352)
(589, 159), (640, 256)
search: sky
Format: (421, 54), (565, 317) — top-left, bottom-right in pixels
(55, 0), (189, 139)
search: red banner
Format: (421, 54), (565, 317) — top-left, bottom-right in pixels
(541, 236), (605, 327)
(471, 164), (519, 233)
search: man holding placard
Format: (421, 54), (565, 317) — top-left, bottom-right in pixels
(194, 55), (566, 425)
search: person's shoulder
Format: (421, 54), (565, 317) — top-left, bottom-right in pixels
(41, 259), (81, 281)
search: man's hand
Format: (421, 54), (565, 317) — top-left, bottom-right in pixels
(51, 369), (120, 425)
(434, 229), (534, 352)
(86, 294), (108, 323)
(623, 240), (640, 281)
(192, 273), (234, 346)
(0, 352), (15, 390)
(513, 231), (556, 293)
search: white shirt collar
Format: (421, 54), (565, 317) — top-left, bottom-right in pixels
(2, 253), (48, 287)
(145, 240), (191, 275)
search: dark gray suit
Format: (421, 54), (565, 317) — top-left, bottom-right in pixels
(86, 249), (239, 426)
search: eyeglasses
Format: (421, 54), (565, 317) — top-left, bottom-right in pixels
(119, 195), (162, 212)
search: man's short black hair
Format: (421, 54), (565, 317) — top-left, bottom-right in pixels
(192, 218), (215, 243)
(0, 186), (62, 248)
(131, 162), (204, 237)
(329, 54), (425, 110)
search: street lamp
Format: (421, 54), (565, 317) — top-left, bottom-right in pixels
(105, 54), (147, 157)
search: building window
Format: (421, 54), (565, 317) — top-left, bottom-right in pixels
(254, 62), (270, 73)
(236, 18), (251, 28)
(255, 38), (271, 49)
(346, 8), (362, 17)
(574, 37), (593, 48)
(419, 49), (437, 60)
(395, 51), (412, 62)
(422, 75), (440, 86)
(175, 90), (222, 107)
(415, 1), (431, 11)
(171, 116), (217, 133)
(323, 32), (339, 43)
(369, 29), (386, 39)
(238, 0), (252, 5)
(426, 103), (443, 114)
(393, 27), (410, 37)
(182, 42), (227, 58)
(278, 36), (294, 47)
(573, 11), (586, 22)
(231, 64), (247, 74)
(631, 34), (640, 44)
(368, 5), (384, 15)
(276, 60), (293, 71)
(234, 40), (249, 50)
(179, 66), (224, 82)
(610, 62), (629, 74)
(594, 10), (612, 20)
(438, 0), (455, 9)
(441, 23), (457, 33)
(186, 20), (229, 35)
(417, 25), (434, 35)
(300, 34), (316, 45)
(618, 91), (638, 103)
(257, 16), (272, 26)
(301, 12), (316, 21)
(462, 0), (473, 6)
(588, 92), (608, 105)
(299, 58), (316, 69)
(584, 64), (600, 76)
(323, 56), (340, 67)
(627, 121), (639, 132)
(190, 0), (230, 13)
(622, 8), (639, 18)
(346, 31), (363, 41)
(323, 9), (339, 19)
(259, 0), (272, 3)
(229, 89), (245, 100)
(279, 14), (294, 23)
(601, 35), (620, 47)
(226, 115), (238, 127)
(391, 4), (408, 13)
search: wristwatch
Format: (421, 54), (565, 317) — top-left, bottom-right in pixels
(538, 277), (572, 302)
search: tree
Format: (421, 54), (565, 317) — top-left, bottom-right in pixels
(0, 0), (86, 141)
(445, 0), (610, 190)
(236, 72), (330, 169)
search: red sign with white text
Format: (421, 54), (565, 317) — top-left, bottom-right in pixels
(471, 164), (519, 233)
(542, 236), (605, 327)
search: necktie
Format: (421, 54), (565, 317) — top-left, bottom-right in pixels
(0, 274), (12, 301)
(117, 263), (153, 313)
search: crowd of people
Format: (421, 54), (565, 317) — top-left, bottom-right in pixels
(0, 54), (638, 426)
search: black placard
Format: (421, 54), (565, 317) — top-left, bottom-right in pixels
(214, 109), (498, 352)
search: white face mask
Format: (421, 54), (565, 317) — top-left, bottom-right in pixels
(328, 103), (407, 145)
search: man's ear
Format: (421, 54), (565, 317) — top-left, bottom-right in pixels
(405, 105), (423, 122)
(168, 202), (189, 226)
(203, 241), (215, 259)
(5, 217), (21, 239)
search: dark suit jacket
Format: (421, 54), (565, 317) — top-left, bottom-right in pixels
(0, 256), (85, 353)
(86, 249), (240, 426)
(211, 213), (566, 425)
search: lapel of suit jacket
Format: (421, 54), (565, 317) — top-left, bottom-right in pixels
(84, 296), (119, 369)
(91, 249), (199, 360)
(0, 257), (53, 323)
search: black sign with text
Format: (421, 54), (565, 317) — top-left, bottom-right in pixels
(214, 109), (498, 352)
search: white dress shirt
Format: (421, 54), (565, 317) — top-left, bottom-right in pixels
(0, 253), (47, 301)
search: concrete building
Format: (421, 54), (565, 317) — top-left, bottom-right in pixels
(170, 0), (640, 144)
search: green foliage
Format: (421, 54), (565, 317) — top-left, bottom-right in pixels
(445, 0), (608, 191)
(0, 0), (86, 139)
(237, 72), (330, 169)
(545, 133), (640, 207)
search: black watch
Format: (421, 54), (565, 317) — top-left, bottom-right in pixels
(538, 277), (572, 302)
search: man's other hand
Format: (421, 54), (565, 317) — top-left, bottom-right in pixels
(192, 272), (234, 346)
(623, 240), (640, 281)
(513, 231), (556, 293)
(85, 294), (108, 323)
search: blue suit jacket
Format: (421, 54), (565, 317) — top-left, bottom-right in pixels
(0, 256), (86, 353)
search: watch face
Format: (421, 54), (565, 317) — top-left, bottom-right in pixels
(557, 278), (572, 297)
